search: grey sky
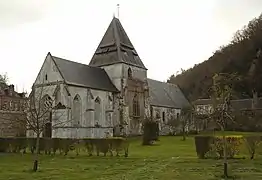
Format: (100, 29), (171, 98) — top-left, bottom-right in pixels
(0, 0), (261, 93)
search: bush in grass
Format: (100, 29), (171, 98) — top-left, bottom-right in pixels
(194, 136), (214, 159)
(244, 135), (261, 159)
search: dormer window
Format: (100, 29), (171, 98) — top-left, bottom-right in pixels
(128, 68), (132, 79)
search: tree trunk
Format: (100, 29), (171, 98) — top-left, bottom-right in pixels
(33, 132), (40, 172)
(221, 91), (228, 179)
(182, 125), (186, 141)
(222, 129), (228, 178)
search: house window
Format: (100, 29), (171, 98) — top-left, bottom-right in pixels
(128, 68), (132, 78)
(133, 94), (140, 117)
(176, 113), (179, 119)
(9, 100), (13, 111)
(45, 74), (48, 81)
(162, 111), (165, 122)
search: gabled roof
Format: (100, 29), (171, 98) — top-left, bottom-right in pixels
(147, 78), (190, 108)
(89, 17), (147, 70)
(51, 55), (119, 93)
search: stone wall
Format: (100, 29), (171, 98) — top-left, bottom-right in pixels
(0, 111), (26, 137)
(39, 85), (118, 138)
(151, 106), (181, 135)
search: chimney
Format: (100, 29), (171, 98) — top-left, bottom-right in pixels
(252, 90), (258, 109)
(9, 84), (14, 96)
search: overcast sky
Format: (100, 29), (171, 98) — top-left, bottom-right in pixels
(0, 0), (261, 93)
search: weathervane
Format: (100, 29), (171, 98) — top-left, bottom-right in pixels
(117, 4), (120, 19)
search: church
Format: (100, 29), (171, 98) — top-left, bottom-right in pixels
(29, 17), (189, 138)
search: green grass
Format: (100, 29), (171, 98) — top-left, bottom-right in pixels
(1, 133), (262, 180)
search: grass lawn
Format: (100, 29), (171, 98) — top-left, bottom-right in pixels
(1, 132), (262, 180)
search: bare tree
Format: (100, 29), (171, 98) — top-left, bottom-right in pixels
(167, 106), (193, 140)
(26, 84), (55, 172)
(209, 72), (240, 178)
(0, 73), (8, 84)
(24, 83), (73, 172)
(180, 106), (194, 140)
(0, 73), (9, 89)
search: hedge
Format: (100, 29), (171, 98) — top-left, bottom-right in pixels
(195, 135), (262, 159)
(194, 136), (214, 159)
(207, 136), (243, 159)
(0, 137), (129, 157)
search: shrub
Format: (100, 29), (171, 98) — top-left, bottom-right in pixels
(188, 130), (199, 135)
(0, 138), (9, 152)
(208, 136), (243, 159)
(194, 136), (214, 159)
(195, 135), (243, 159)
(244, 135), (261, 159)
(142, 120), (159, 145)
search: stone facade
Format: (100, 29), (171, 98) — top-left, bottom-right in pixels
(0, 84), (27, 137)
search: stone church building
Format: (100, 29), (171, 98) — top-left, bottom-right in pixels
(30, 17), (189, 138)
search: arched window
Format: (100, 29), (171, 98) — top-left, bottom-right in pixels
(41, 95), (53, 138)
(86, 89), (94, 108)
(133, 94), (140, 117)
(128, 68), (132, 78)
(72, 95), (81, 126)
(42, 95), (53, 110)
(94, 97), (101, 123)
(55, 89), (61, 105)
(108, 94), (113, 109)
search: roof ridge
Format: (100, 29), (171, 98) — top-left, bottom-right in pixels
(231, 98), (252, 101)
(52, 55), (103, 70)
(148, 78), (178, 87)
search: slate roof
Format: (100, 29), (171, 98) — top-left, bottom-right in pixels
(147, 78), (190, 108)
(193, 99), (213, 105)
(89, 17), (147, 70)
(51, 55), (119, 92)
(193, 98), (262, 110)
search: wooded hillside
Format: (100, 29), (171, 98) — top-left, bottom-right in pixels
(168, 13), (262, 101)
